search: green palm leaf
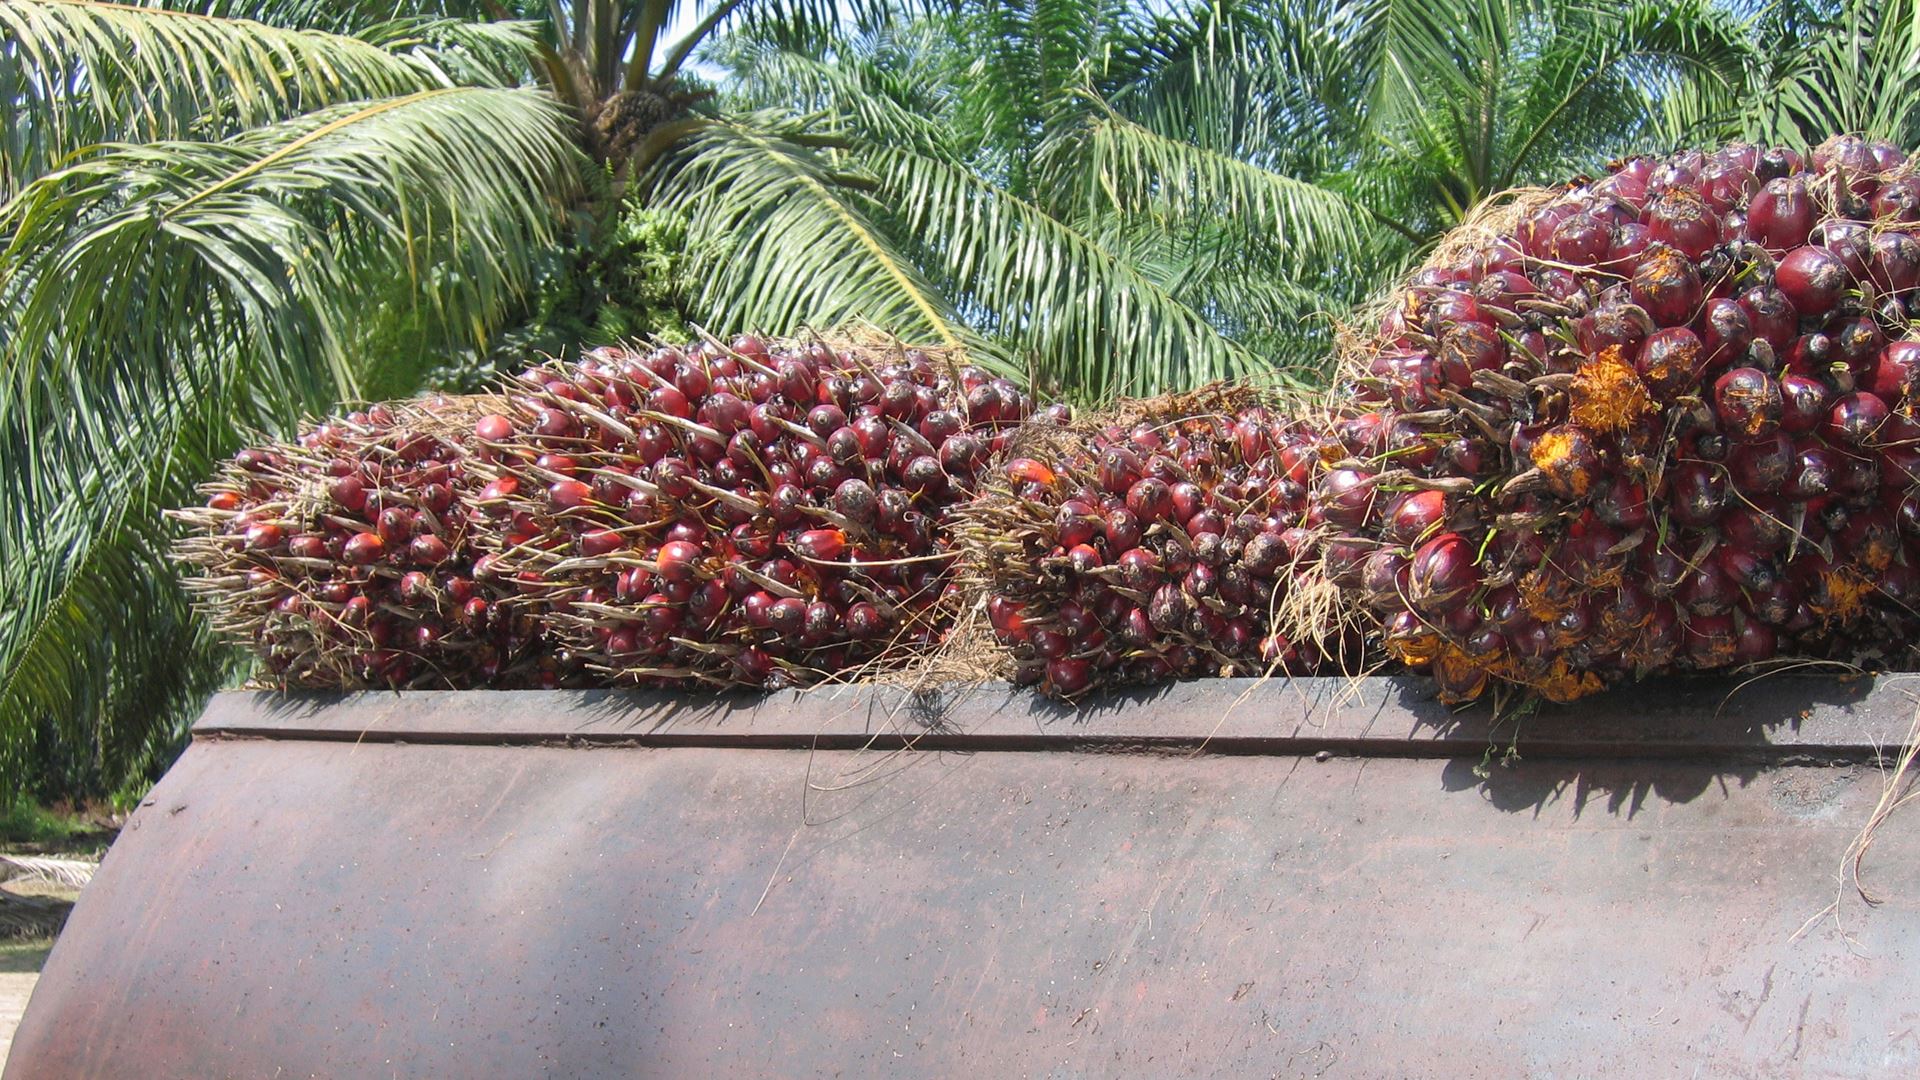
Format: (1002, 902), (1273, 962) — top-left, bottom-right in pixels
(0, 85), (584, 797)
(640, 114), (978, 355)
(0, 0), (528, 192)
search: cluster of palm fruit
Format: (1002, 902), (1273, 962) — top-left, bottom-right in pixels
(1317, 135), (1920, 703)
(957, 388), (1349, 695)
(461, 334), (1055, 688)
(170, 396), (566, 688)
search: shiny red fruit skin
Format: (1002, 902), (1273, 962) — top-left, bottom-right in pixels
(342, 531), (385, 565)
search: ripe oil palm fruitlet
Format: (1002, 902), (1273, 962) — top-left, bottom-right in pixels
(1318, 136), (1920, 703)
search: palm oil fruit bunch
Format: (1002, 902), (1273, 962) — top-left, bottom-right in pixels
(958, 387), (1339, 697)
(466, 333), (1050, 688)
(170, 396), (564, 688)
(1333, 135), (1920, 704)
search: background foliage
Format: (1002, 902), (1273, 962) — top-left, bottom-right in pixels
(1, 0), (1916, 801)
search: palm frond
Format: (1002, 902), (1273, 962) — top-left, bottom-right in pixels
(0, 0), (487, 192)
(1076, 104), (1371, 270)
(866, 141), (1273, 398)
(0, 86), (584, 794)
(640, 114), (978, 357)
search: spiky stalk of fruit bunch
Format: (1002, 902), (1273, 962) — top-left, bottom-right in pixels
(466, 332), (1055, 688)
(1323, 135), (1920, 704)
(954, 385), (1349, 697)
(169, 396), (568, 688)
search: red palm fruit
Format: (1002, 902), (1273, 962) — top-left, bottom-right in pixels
(342, 531), (385, 565)
(533, 407), (577, 438)
(1826, 392), (1890, 446)
(1668, 462), (1728, 527)
(731, 647), (774, 685)
(328, 474), (369, 513)
(1438, 322), (1506, 380)
(475, 414), (513, 441)
(1387, 490), (1448, 545)
(1785, 442), (1841, 500)
(376, 507), (415, 545)
(1732, 618), (1777, 665)
(1579, 296), (1656, 353)
(1702, 154), (1759, 210)
(1747, 176), (1815, 251)
(1814, 134), (1881, 192)
(765, 597), (805, 636)
(1066, 544), (1103, 574)
(1631, 244), (1704, 326)
(1186, 508), (1226, 537)
(1409, 533), (1479, 616)
(1636, 327), (1706, 400)
(801, 601), (841, 643)
(1125, 477), (1173, 523)
(1096, 446), (1143, 493)
(1430, 651), (1490, 700)
(1685, 613), (1738, 669)
(1697, 298), (1752, 369)
(576, 528), (623, 558)
(1711, 367), (1783, 441)
(1361, 549), (1410, 610)
(1775, 246), (1850, 317)
(1778, 374), (1831, 432)
(1646, 188), (1721, 259)
(1602, 222), (1652, 275)
(1551, 213), (1613, 265)
(1870, 232), (1920, 294)
(1003, 458), (1055, 486)
(1716, 545), (1778, 591)
(1169, 482), (1205, 524)
(654, 540), (701, 582)
(1322, 538), (1372, 587)
(398, 571), (434, 604)
(1730, 432), (1794, 490)
(1337, 411), (1388, 455)
(1117, 547), (1161, 591)
(845, 602), (885, 640)
(1593, 475), (1649, 529)
(1835, 507), (1896, 568)
(1104, 508), (1143, 553)
(1738, 287), (1796, 355)
(1319, 469), (1377, 528)
(1873, 177), (1920, 222)
(243, 523), (285, 551)
(1046, 657), (1093, 695)
(409, 533), (451, 565)
(1530, 424), (1603, 499)
(1832, 318), (1885, 378)
(1870, 341), (1920, 403)
(288, 534), (327, 560)
(547, 480), (592, 510)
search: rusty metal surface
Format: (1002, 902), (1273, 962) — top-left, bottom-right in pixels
(10, 681), (1920, 1079)
(196, 674), (1914, 759)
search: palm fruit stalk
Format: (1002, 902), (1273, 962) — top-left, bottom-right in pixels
(1318, 135), (1920, 704)
(956, 386), (1346, 697)
(465, 332), (1055, 688)
(170, 395), (565, 688)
